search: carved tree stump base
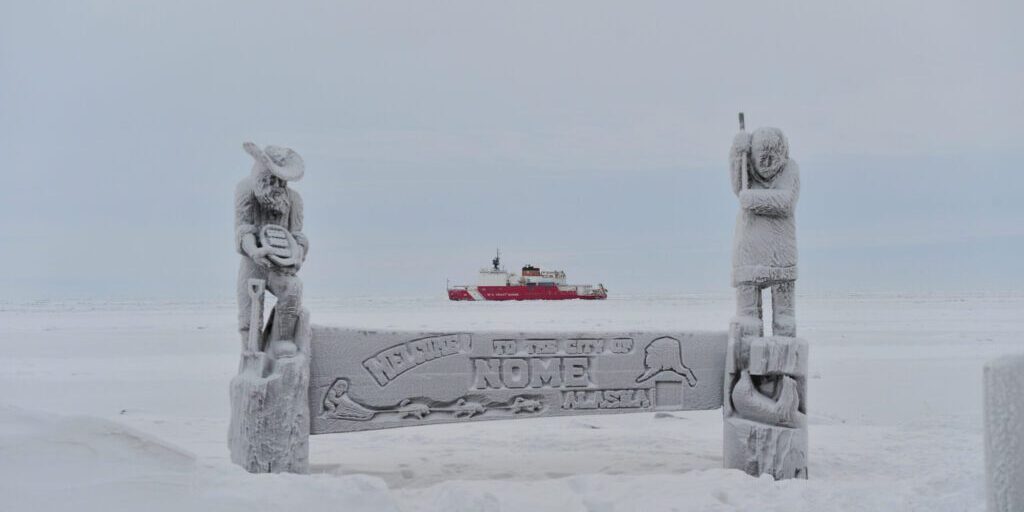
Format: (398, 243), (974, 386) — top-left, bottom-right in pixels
(724, 416), (807, 479)
(724, 321), (808, 480)
(228, 309), (311, 474)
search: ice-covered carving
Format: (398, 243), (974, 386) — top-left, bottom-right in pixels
(228, 306), (311, 473)
(235, 142), (308, 358)
(317, 387), (552, 423)
(310, 329), (727, 434)
(635, 336), (698, 386)
(509, 396), (543, 414)
(984, 353), (1024, 511)
(322, 378), (375, 421)
(397, 400), (431, 419)
(451, 398), (486, 418)
(228, 142), (312, 474)
(730, 371), (804, 428)
(723, 116), (808, 480)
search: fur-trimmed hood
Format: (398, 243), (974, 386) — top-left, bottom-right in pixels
(750, 127), (788, 183)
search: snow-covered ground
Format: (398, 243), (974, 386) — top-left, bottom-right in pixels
(1, 294), (1020, 511)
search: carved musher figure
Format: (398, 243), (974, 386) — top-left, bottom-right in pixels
(235, 142), (308, 357)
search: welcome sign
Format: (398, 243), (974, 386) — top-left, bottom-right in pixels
(309, 328), (728, 434)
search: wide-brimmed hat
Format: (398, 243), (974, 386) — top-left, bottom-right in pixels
(243, 142), (305, 181)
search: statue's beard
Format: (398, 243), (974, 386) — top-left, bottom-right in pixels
(256, 178), (290, 213)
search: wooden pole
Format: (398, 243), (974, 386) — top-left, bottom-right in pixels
(739, 112), (749, 190)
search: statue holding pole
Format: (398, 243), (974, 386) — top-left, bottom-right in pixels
(723, 114), (808, 479)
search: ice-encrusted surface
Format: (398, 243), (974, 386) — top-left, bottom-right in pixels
(985, 352), (1024, 511)
(1, 293), (1020, 511)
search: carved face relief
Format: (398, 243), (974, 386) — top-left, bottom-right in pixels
(255, 167), (290, 213)
(750, 127), (788, 182)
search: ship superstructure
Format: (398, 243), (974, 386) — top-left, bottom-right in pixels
(448, 251), (607, 301)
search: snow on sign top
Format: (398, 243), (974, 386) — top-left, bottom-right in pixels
(309, 327), (728, 434)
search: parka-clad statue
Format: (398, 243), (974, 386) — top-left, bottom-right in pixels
(723, 120), (809, 480)
(729, 127), (799, 337)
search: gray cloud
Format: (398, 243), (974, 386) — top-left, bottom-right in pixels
(1, 0), (1020, 298)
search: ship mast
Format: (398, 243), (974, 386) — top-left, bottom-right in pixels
(492, 248), (501, 271)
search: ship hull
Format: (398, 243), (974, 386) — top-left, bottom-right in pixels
(448, 285), (607, 301)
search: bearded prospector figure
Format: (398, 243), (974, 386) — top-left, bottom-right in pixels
(229, 142), (312, 474)
(235, 142), (308, 358)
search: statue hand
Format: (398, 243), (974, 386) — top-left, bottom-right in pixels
(249, 247), (273, 268)
(739, 189), (756, 208)
(254, 255), (274, 268)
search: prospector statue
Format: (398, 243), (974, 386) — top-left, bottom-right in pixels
(235, 142), (309, 357)
(228, 142), (313, 474)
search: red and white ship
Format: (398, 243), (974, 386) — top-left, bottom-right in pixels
(448, 252), (607, 301)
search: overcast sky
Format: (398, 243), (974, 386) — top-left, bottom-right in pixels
(1, 0), (1021, 299)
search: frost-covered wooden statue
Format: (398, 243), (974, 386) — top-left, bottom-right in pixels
(228, 142), (312, 473)
(723, 118), (808, 479)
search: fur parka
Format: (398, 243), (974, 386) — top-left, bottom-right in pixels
(729, 128), (799, 286)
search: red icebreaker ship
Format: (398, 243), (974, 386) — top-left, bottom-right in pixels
(448, 252), (607, 301)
